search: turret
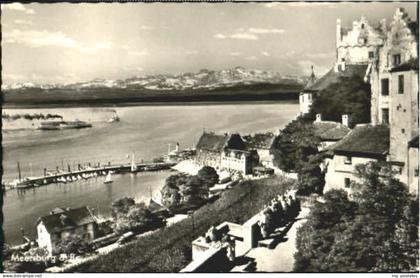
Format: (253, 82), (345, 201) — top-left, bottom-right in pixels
(336, 19), (342, 46)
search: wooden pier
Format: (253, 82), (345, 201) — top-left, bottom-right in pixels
(9, 161), (177, 190)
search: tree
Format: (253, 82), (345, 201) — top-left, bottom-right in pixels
(272, 116), (320, 172)
(111, 197), (135, 218)
(294, 161), (418, 272)
(197, 166), (219, 188)
(296, 153), (326, 195)
(309, 75), (371, 127)
(55, 235), (91, 255)
(180, 176), (208, 206)
(294, 189), (356, 272)
(114, 202), (163, 234)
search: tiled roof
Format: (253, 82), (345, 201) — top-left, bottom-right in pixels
(389, 58), (418, 72)
(331, 124), (389, 156)
(37, 206), (96, 234)
(313, 121), (351, 141)
(196, 132), (230, 152)
(302, 64), (369, 92)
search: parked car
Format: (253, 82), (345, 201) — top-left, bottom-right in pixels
(117, 231), (135, 245)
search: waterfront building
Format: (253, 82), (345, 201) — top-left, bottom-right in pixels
(195, 132), (254, 174)
(36, 206), (98, 254)
(324, 124), (390, 193)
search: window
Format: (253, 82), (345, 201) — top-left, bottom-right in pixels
(344, 156), (352, 165)
(398, 75), (404, 94)
(364, 38), (368, 44)
(402, 129), (405, 134)
(361, 23), (365, 29)
(393, 54), (401, 66)
(415, 169), (419, 177)
(344, 178), (351, 188)
(369, 51), (374, 59)
(381, 78), (389, 95)
(382, 108), (389, 124)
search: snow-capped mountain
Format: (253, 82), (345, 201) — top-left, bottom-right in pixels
(2, 67), (305, 91)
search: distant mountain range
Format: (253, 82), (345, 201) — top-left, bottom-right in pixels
(2, 67), (306, 92)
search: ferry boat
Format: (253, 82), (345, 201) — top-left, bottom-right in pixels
(38, 120), (92, 130)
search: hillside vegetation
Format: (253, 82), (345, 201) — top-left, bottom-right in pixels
(70, 176), (295, 272)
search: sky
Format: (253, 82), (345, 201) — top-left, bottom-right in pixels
(1, 1), (418, 85)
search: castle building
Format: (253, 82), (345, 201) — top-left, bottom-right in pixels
(369, 8), (418, 193)
(299, 16), (382, 116)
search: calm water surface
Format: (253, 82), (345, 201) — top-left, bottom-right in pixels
(2, 102), (299, 245)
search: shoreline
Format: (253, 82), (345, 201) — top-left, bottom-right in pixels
(2, 99), (298, 109)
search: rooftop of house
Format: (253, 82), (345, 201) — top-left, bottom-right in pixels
(196, 132), (245, 152)
(389, 58), (418, 73)
(302, 64), (368, 93)
(37, 206), (96, 234)
(243, 132), (276, 150)
(313, 121), (351, 141)
(330, 124), (390, 156)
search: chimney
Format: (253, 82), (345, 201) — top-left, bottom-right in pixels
(340, 61), (346, 71)
(175, 142), (179, 152)
(316, 113), (322, 122)
(334, 63), (339, 73)
(342, 114), (349, 127)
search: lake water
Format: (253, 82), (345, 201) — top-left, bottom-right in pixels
(2, 101), (299, 245)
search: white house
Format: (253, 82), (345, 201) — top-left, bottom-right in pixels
(324, 124), (390, 193)
(37, 206), (98, 254)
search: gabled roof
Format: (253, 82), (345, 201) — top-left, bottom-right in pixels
(302, 64), (369, 93)
(37, 206), (96, 234)
(196, 132), (230, 152)
(389, 58), (418, 72)
(331, 124), (389, 157)
(313, 121), (351, 141)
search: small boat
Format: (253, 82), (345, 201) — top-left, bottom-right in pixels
(108, 112), (120, 123)
(66, 176), (72, 182)
(72, 176), (77, 181)
(104, 172), (113, 184)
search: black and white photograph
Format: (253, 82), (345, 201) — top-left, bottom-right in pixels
(0, 0), (419, 274)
